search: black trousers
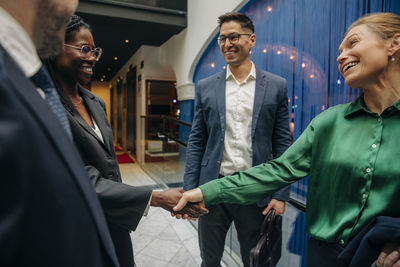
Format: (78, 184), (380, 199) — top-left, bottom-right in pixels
(108, 223), (135, 267)
(307, 238), (346, 267)
(198, 203), (279, 267)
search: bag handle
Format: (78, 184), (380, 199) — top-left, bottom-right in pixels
(260, 209), (276, 235)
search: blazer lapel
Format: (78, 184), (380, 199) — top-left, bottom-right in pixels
(252, 68), (268, 138)
(2, 49), (118, 266)
(79, 86), (113, 154)
(215, 70), (227, 136)
(62, 87), (110, 153)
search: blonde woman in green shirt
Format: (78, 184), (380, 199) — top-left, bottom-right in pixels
(174, 13), (400, 267)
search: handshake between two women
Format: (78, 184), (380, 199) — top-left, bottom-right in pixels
(153, 188), (207, 219)
(170, 188), (206, 220)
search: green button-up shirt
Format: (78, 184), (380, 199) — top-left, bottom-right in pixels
(200, 95), (400, 245)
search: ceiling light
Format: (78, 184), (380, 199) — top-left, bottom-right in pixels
(114, 57), (118, 60)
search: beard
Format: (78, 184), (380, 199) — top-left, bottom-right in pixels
(32, 0), (77, 59)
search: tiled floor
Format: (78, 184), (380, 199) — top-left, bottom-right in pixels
(119, 163), (232, 267)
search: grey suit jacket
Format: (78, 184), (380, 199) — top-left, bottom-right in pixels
(183, 67), (291, 205)
(0, 45), (118, 266)
(59, 85), (152, 231)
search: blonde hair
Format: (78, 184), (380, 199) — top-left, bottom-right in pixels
(347, 12), (400, 40)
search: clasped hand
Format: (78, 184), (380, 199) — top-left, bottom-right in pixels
(152, 188), (208, 220)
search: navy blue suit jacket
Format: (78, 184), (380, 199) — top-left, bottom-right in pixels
(339, 217), (400, 267)
(183, 67), (291, 205)
(0, 45), (119, 266)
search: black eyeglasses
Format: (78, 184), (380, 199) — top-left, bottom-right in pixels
(64, 44), (103, 61)
(217, 33), (252, 45)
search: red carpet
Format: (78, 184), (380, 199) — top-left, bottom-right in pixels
(114, 146), (121, 152)
(117, 153), (135, 164)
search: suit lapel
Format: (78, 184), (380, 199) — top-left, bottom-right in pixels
(61, 86), (111, 154)
(1, 48), (118, 266)
(79, 87), (113, 154)
(215, 70), (227, 136)
(252, 68), (268, 138)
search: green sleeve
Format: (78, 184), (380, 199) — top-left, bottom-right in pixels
(200, 120), (315, 207)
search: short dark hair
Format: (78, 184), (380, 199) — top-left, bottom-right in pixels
(218, 12), (254, 33)
(65, 14), (91, 42)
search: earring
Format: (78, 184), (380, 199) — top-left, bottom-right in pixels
(392, 57), (396, 62)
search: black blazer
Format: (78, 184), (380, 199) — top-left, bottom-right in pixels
(59, 84), (152, 231)
(0, 46), (118, 266)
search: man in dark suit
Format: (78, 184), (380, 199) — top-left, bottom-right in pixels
(183, 12), (291, 267)
(0, 0), (120, 266)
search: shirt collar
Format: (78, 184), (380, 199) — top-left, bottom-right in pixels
(344, 93), (400, 117)
(226, 61), (256, 82)
(0, 7), (42, 78)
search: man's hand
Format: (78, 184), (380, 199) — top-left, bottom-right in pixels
(172, 188), (208, 219)
(262, 199), (285, 215)
(377, 242), (400, 267)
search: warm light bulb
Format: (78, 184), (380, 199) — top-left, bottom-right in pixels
(114, 57), (118, 60)
(309, 74), (314, 79)
(267, 6), (272, 12)
(302, 63), (306, 68)
(211, 62), (215, 68)
(263, 49), (267, 53)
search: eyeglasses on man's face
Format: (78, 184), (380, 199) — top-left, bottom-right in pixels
(64, 44), (103, 61)
(217, 32), (252, 45)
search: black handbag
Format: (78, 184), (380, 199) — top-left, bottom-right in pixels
(250, 209), (282, 267)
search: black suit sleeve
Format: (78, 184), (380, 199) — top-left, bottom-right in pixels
(85, 165), (152, 231)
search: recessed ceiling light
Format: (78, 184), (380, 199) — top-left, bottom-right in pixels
(125, 40), (129, 43)
(114, 57), (118, 60)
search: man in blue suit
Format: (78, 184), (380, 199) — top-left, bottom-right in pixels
(183, 12), (291, 267)
(0, 0), (119, 266)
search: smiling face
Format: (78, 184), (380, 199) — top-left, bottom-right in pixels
(219, 20), (255, 67)
(337, 25), (391, 88)
(54, 27), (97, 85)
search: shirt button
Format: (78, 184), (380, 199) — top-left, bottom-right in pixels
(377, 118), (382, 122)
(366, 168), (371, 173)
(340, 240), (345, 245)
(371, 144), (377, 148)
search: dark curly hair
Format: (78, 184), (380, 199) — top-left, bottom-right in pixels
(65, 14), (91, 42)
(217, 12), (254, 33)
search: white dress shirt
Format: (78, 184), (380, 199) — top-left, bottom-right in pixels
(220, 62), (256, 176)
(0, 7), (41, 78)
